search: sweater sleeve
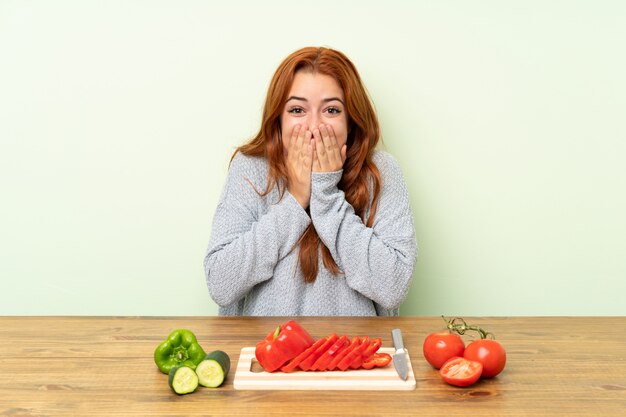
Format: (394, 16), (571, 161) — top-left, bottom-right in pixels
(309, 151), (417, 310)
(204, 153), (311, 307)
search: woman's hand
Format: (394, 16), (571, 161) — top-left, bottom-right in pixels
(312, 124), (347, 172)
(286, 124), (313, 208)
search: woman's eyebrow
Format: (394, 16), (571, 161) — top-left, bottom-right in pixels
(286, 96), (345, 104)
(323, 97), (345, 105)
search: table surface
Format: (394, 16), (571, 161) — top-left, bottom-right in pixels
(1, 316), (625, 416)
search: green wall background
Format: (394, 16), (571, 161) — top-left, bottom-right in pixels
(1, 1), (625, 316)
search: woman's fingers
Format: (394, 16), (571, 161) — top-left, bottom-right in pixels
(288, 124), (301, 154)
(302, 130), (313, 168)
(286, 124), (313, 208)
(289, 124), (310, 165)
(295, 124), (345, 173)
(314, 124), (344, 171)
(319, 124), (337, 151)
(312, 138), (322, 172)
(313, 127), (326, 157)
(312, 128), (328, 171)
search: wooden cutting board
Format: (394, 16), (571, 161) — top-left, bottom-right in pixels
(233, 347), (416, 390)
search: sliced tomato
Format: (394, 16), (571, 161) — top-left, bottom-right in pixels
(439, 357), (482, 387)
(310, 335), (348, 371)
(361, 353), (392, 369)
(327, 336), (360, 371)
(298, 333), (338, 371)
(280, 337), (326, 373)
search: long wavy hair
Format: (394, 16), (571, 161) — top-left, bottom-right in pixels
(233, 46), (382, 283)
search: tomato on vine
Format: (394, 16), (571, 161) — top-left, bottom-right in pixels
(464, 339), (506, 378)
(425, 316), (507, 386)
(422, 332), (465, 369)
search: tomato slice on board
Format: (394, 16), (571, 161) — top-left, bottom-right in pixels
(280, 337), (326, 373)
(361, 353), (392, 370)
(439, 357), (483, 387)
(327, 336), (360, 371)
(298, 334), (338, 371)
(310, 335), (349, 371)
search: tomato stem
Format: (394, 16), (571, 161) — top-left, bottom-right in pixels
(442, 315), (495, 339)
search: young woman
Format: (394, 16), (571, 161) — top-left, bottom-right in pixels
(204, 47), (417, 316)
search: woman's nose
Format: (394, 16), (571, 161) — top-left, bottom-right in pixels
(307, 114), (320, 131)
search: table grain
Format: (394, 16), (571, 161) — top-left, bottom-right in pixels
(1, 316), (625, 416)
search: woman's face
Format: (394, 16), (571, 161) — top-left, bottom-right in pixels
(280, 70), (349, 152)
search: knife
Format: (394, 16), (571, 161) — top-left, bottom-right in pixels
(391, 328), (409, 380)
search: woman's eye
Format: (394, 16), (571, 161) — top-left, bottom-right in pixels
(287, 107), (304, 114)
(326, 107), (342, 115)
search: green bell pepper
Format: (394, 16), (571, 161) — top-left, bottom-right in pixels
(154, 329), (206, 374)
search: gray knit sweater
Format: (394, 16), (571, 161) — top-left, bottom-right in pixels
(203, 150), (417, 316)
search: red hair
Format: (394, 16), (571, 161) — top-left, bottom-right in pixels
(234, 46), (381, 283)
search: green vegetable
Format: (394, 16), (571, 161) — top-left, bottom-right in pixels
(168, 365), (199, 395)
(154, 329), (206, 374)
(196, 350), (231, 388)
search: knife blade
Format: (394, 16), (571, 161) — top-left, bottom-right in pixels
(391, 328), (409, 380)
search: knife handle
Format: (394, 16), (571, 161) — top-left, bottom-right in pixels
(391, 328), (405, 350)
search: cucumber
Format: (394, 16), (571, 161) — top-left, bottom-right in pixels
(168, 365), (199, 395)
(195, 350), (231, 388)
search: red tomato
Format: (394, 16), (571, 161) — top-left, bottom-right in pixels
(423, 332), (465, 369)
(463, 339), (506, 378)
(439, 357), (482, 387)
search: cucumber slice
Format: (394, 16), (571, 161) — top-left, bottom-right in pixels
(196, 350), (231, 388)
(168, 365), (199, 394)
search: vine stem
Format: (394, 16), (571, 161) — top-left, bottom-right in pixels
(442, 315), (495, 339)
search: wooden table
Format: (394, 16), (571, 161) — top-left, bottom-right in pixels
(1, 316), (625, 416)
